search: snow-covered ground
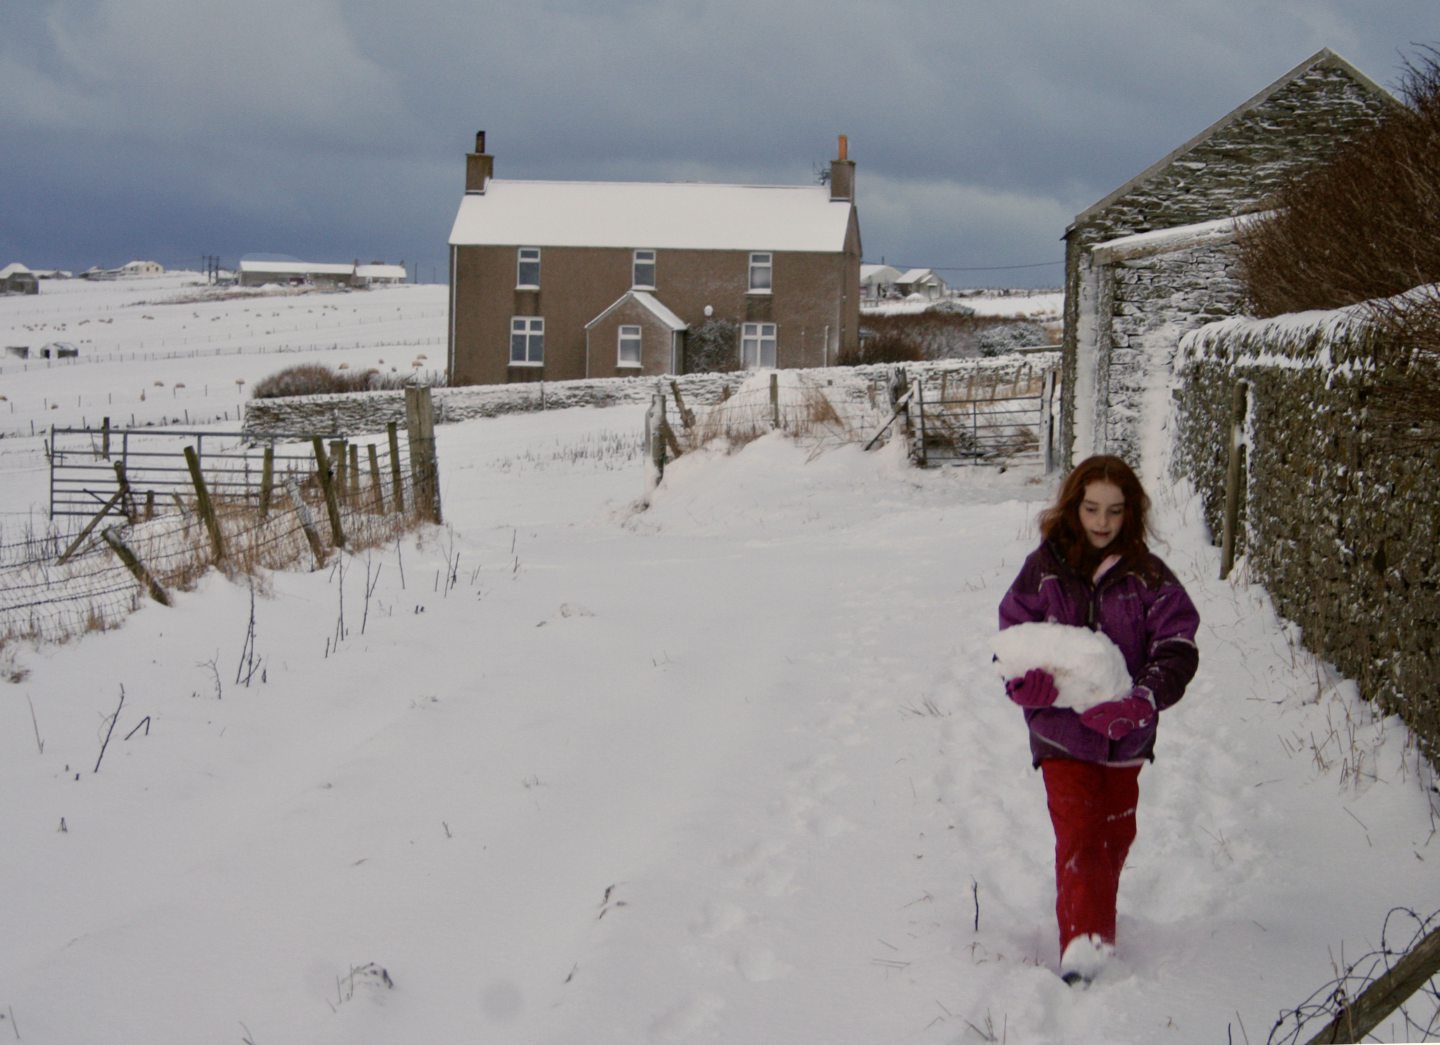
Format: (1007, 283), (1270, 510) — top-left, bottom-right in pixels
(1, 276), (1437, 1044)
(864, 291), (1063, 320)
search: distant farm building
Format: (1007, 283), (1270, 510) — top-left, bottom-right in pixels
(237, 259), (408, 289)
(895, 267), (948, 301)
(1, 263), (40, 295)
(860, 264), (902, 301)
(82, 260), (165, 281)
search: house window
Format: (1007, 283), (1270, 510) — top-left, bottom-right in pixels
(633, 249), (656, 289)
(748, 252), (772, 293)
(517, 248), (541, 289)
(741, 322), (777, 369)
(618, 325), (642, 367)
(510, 317), (544, 365)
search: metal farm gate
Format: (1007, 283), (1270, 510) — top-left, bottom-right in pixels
(911, 367), (1059, 470)
(47, 425), (408, 525)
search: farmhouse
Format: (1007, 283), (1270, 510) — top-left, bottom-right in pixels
(1, 263), (40, 295)
(446, 132), (861, 385)
(895, 267), (948, 301)
(1060, 48), (1397, 470)
(860, 264), (902, 301)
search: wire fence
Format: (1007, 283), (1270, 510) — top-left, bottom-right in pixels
(3, 400), (440, 652)
(1260, 907), (1440, 1044)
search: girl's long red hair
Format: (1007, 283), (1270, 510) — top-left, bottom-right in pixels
(1039, 455), (1152, 569)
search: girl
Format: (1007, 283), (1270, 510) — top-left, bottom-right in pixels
(998, 455), (1199, 986)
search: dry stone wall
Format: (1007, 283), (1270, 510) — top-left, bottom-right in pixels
(1173, 310), (1440, 764)
(241, 356), (1057, 440)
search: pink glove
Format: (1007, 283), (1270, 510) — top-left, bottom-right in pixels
(1005, 668), (1058, 709)
(1079, 691), (1155, 739)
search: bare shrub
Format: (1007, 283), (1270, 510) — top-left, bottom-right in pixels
(848, 311), (1041, 364)
(251, 364), (382, 399)
(841, 328), (925, 365)
(684, 319), (741, 374)
(1237, 46), (1440, 316)
(1367, 288), (1440, 447)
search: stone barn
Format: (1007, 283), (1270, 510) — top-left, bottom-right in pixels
(1059, 48), (1398, 473)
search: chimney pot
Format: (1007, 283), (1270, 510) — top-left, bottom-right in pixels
(476, 130), (487, 154)
(838, 134), (848, 161)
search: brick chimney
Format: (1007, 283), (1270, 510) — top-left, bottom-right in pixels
(829, 134), (855, 202)
(466, 130), (494, 194)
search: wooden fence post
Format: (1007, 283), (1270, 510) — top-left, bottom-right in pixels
(184, 445), (226, 562)
(101, 416), (110, 460)
(770, 372), (780, 429)
(348, 443), (361, 503)
(330, 439), (348, 504)
(101, 526), (171, 606)
(1220, 381), (1249, 580)
(113, 460), (136, 524)
(311, 437), (346, 548)
(387, 421), (404, 512)
(1303, 925), (1440, 1044)
(404, 386), (442, 524)
(259, 445), (275, 519)
(285, 478), (327, 568)
(670, 379), (696, 430)
(367, 443), (384, 512)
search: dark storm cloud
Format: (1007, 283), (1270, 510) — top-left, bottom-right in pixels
(1, 0), (1433, 287)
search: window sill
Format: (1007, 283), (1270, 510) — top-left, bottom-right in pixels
(509, 360), (544, 368)
(617, 362), (642, 369)
(515, 284), (539, 292)
(746, 289), (772, 296)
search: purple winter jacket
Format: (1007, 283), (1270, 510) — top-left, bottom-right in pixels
(998, 541), (1200, 767)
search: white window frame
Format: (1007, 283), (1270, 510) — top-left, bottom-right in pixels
(632, 249), (656, 290)
(510, 316), (544, 366)
(748, 252), (772, 294)
(516, 247), (541, 289)
(618, 324), (642, 368)
(741, 322), (777, 369)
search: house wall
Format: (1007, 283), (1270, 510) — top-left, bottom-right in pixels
(586, 301), (676, 379)
(450, 241), (859, 384)
(1060, 60), (1394, 468)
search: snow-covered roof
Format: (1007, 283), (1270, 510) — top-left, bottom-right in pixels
(1090, 214), (1264, 263)
(355, 264), (407, 279)
(1072, 49), (1397, 228)
(896, 267), (942, 284)
(449, 179), (852, 253)
(238, 260), (356, 276)
(860, 264), (901, 282)
(1, 263), (34, 279)
(586, 291), (688, 332)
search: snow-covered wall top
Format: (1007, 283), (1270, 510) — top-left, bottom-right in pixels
(1172, 296), (1439, 764)
(241, 356), (1059, 441)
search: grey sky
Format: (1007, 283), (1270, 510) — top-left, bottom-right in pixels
(2, 1), (1433, 287)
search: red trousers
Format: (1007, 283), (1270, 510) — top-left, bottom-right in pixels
(1041, 759), (1142, 955)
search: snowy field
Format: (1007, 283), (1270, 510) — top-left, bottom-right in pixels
(1, 275), (1437, 1044)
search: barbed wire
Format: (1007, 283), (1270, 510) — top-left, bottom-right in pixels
(1264, 906), (1440, 1044)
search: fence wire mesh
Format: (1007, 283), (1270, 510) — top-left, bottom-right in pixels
(3, 430), (430, 651)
